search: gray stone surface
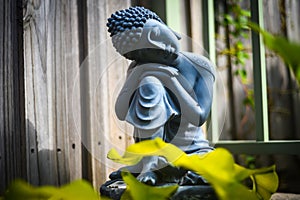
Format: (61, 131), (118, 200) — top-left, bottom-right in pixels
(271, 193), (300, 200)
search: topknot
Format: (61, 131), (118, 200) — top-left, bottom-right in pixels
(107, 6), (163, 37)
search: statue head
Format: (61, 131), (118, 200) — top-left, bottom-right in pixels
(107, 6), (181, 61)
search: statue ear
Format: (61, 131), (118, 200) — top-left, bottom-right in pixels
(147, 26), (166, 50)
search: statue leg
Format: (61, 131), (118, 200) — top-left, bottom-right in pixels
(131, 75), (182, 185)
(134, 127), (167, 185)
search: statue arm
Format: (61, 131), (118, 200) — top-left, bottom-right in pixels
(175, 52), (215, 126)
(115, 66), (142, 120)
(115, 63), (177, 120)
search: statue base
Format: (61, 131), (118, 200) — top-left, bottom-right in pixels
(100, 179), (217, 200)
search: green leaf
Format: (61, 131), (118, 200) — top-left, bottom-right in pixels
(248, 22), (300, 84)
(243, 96), (255, 108)
(3, 180), (56, 200)
(235, 41), (244, 51)
(108, 137), (185, 165)
(251, 165), (279, 200)
(235, 68), (248, 83)
(51, 180), (100, 200)
(241, 10), (251, 17)
(224, 14), (234, 25)
(3, 179), (100, 200)
(121, 171), (178, 200)
(107, 148), (143, 166)
(108, 138), (279, 200)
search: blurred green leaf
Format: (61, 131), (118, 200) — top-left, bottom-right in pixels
(251, 166), (279, 200)
(3, 179), (100, 200)
(108, 138), (278, 200)
(243, 96), (255, 108)
(224, 14), (234, 25)
(241, 10), (251, 17)
(3, 180), (55, 200)
(248, 22), (300, 84)
(52, 180), (100, 200)
(236, 41), (244, 50)
(121, 171), (178, 200)
(234, 68), (248, 84)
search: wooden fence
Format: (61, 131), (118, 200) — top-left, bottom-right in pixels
(1, 0), (133, 194)
(0, 0), (26, 194)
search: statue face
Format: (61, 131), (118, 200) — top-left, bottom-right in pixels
(143, 19), (181, 54)
(110, 19), (181, 59)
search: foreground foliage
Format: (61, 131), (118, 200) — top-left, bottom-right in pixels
(1, 179), (101, 200)
(120, 171), (178, 200)
(248, 22), (300, 85)
(108, 138), (278, 200)
(1, 138), (278, 200)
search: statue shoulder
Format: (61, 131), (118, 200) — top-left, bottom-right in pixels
(180, 51), (215, 80)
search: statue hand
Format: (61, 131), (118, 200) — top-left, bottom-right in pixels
(139, 66), (178, 79)
(136, 64), (178, 76)
(157, 66), (178, 76)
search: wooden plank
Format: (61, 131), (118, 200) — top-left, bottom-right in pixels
(262, 0), (295, 140)
(285, 0), (300, 139)
(23, 0), (82, 186)
(190, 0), (204, 53)
(166, 0), (192, 51)
(166, 0), (181, 34)
(77, 0), (91, 184)
(105, 0), (132, 186)
(286, 0), (300, 42)
(83, 0), (131, 188)
(63, 0), (83, 183)
(0, 0), (26, 194)
(202, 0), (219, 143)
(251, 0), (269, 141)
(0, 1), (6, 193)
(24, 0), (58, 185)
(52, 1), (82, 184)
(84, 0), (109, 187)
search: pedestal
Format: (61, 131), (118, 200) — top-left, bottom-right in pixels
(100, 179), (218, 200)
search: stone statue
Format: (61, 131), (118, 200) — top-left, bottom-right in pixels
(103, 6), (215, 193)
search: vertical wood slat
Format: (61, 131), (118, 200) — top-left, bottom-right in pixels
(202, 0), (219, 143)
(285, 0), (300, 139)
(262, 0), (294, 141)
(0, 0), (26, 194)
(165, 0), (192, 51)
(190, 0), (204, 53)
(166, 0), (181, 33)
(251, 0), (269, 142)
(77, 0), (91, 183)
(23, 0), (82, 186)
(61, 0), (82, 183)
(83, 0), (131, 188)
(189, 0), (210, 136)
(106, 2), (134, 181)
(21, 0), (131, 190)
(24, 0), (56, 185)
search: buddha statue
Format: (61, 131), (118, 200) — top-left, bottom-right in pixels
(105, 6), (215, 187)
